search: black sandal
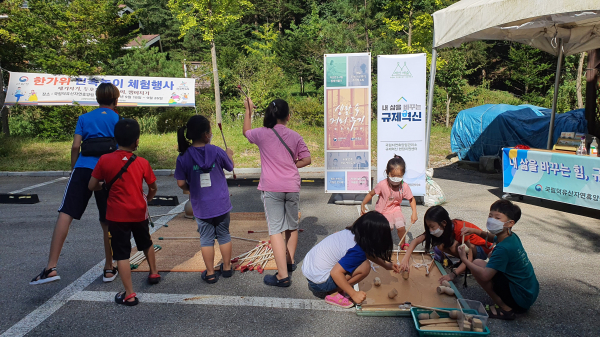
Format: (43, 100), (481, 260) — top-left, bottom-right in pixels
(485, 304), (515, 320)
(201, 270), (218, 284)
(115, 291), (139, 306)
(263, 273), (291, 287)
(103, 267), (118, 283)
(218, 263), (233, 278)
(30, 267), (60, 285)
(287, 262), (297, 272)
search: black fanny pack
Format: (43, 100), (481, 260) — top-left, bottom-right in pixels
(80, 137), (118, 157)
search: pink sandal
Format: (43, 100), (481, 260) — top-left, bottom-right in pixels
(325, 293), (354, 308)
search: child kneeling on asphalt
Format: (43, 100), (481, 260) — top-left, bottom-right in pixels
(89, 118), (160, 306)
(458, 200), (539, 320)
(302, 211), (400, 308)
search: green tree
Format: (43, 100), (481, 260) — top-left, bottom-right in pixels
(437, 48), (470, 126)
(168, 0), (253, 124)
(505, 44), (553, 102)
(244, 23), (278, 61)
(0, 0), (137, 75)
(109, 47), (184, 77)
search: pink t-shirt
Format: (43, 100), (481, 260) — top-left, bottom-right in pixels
(245, 124), (311, 192)
(373, 179), (413, 216)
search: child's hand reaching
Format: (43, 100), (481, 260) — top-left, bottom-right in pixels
(399, 256), (410, 272)
(351, 290), (367, 304)
(226, 148), (233, 157)
(457, 245), (468, 261)
(439, 273), (455, 284)
(411, 212), (418, 224)
(392, 263), (401, 274)
(360, 204), (368, 215)
(460, 227), (475, 237)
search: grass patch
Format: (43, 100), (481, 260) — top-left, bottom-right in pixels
(0, 121), (451, 171)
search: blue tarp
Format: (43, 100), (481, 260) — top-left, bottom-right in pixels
(451, 104), (588, 162)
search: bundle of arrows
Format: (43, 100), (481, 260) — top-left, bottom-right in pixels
(230, 240), (274, 274)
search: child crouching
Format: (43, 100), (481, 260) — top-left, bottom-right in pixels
(302, 211), (400, 308)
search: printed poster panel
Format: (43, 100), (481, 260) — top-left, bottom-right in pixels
(326, 88), (369, 150)
(325, 56), (347, 87)
(503, 148), (600, 210)
(324, 53), (371, 193)
(5, 72), (196, 107)
(327, 151), (369, 170)
(377, 54), (426, 196)
(347, 55), (370, 87)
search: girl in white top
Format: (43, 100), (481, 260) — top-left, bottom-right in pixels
(302, 211), (400, 308)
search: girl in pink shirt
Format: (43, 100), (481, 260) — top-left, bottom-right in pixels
(243, 98), (312, 287)
(360, 155), (418, 248)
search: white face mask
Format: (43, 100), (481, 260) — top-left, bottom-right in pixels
(486, 217), (508, 234)
(388, 176), (403, 186)
(430, 227), (443, 237)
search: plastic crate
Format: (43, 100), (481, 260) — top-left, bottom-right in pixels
(411, 308), (491, 337)
(458, 299), (489, 331)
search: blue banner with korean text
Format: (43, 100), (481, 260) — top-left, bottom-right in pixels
(5, 72), (195, 107)
(503, 148), (600, 210)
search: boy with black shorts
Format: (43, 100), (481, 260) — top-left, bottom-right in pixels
(458, 200), (539, 320)
(89, 118), (160, 306)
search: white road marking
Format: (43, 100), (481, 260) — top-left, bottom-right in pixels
(0, 201), (186, 337)
(70, 291), (350, 312)
(8, 177), (68, 194)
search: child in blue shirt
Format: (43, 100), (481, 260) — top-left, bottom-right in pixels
(458, 200), (539, 320)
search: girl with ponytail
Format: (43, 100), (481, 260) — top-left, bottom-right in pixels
(174, 115), (235, 284)
(243, 97), (312, 287)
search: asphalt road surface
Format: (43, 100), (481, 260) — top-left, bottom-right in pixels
(1, 166), (599, 336)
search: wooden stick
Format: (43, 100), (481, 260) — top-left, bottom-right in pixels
(217, 122), (236, 179)
(399, 220), (417, 248)
(419, 318), (456, 325)
(420, 327), (460, 331)
(411, 304), (455, 314)
(149, 211), (183, 219)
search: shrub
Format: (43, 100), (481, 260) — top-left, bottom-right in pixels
(137, 115), (158, 135)
(8, 105), (82, 140)
(157, 109), (195, 133)
(289, 96), (323, 126)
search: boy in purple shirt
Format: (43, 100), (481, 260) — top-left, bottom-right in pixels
(175, 115), (234, 284)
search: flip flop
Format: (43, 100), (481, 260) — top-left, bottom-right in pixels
(485, 304), (515, 320)
(30, 267), (60, 285)
(325, 293), (354, 308)
(148, 273), (161, 285)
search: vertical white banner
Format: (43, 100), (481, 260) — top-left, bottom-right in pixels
(324, 53), (372, 193)
(377, 54), (426, 196)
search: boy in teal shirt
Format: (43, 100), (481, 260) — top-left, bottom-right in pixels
(459, 200), (539, 320)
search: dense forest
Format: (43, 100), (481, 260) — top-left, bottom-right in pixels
(0, 0), (589, 139)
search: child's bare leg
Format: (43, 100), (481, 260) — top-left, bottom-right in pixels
(101, 222), (115, 273)
(346, 260), (371, 286)
(143, 245), (157, 275)
(471, 260), (512, 311)
(218, 242), (232, 270)
(284, 229), (298, 264)
(116, 259), (135, 302)
(397, 226), (407, 247)
(270, 232), (289, 279)
(201, 246), (216, 275)
(45, 212), (73, 275)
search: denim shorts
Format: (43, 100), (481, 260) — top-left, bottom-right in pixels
(196, 212), (231, 247)
(476, 245), (488, 260)
(307, 276), (338, 298)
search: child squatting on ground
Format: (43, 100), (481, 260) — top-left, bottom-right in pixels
(175, 115), (235, 284)
(458, 200), (539, 320)
(399, 205), (493, 284)
(302, 211), (401, 308)
(361, 155), (417, 248)
(88, 118), (160, 306)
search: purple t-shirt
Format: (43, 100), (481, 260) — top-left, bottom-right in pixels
(174, 144), (233, 219)
(245, 124), (310, 193)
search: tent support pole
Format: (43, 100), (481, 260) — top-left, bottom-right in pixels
(425, 48), (437, 167)
(547, 38), (564, 149)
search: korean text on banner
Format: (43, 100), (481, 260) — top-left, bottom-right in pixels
(503, 148), (600, 210)
(377, 54), (426, 196)
(324, 53), (371, 194)
(5, 72), (196, 107)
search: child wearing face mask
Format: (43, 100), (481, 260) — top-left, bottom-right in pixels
(361, 155), (417, 248)
(398, 205), (492, 283)
(175, 115), (235, 284)
(458, 200), (539, 320)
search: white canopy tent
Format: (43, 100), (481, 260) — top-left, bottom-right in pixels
(425, 0), (600, 164)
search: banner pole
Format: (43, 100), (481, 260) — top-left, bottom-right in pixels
(425, 48), (438, 168)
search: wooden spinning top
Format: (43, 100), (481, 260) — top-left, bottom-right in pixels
(402, 270), (410, 280)
(373, 277), (381, 287)
(436, 286), (455, 296)
(388, 288), (398, 299)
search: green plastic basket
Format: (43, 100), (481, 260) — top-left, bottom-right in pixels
(411, 308), (491, 337)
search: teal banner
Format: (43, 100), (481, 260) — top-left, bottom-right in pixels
(503, 148), (600, 210)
